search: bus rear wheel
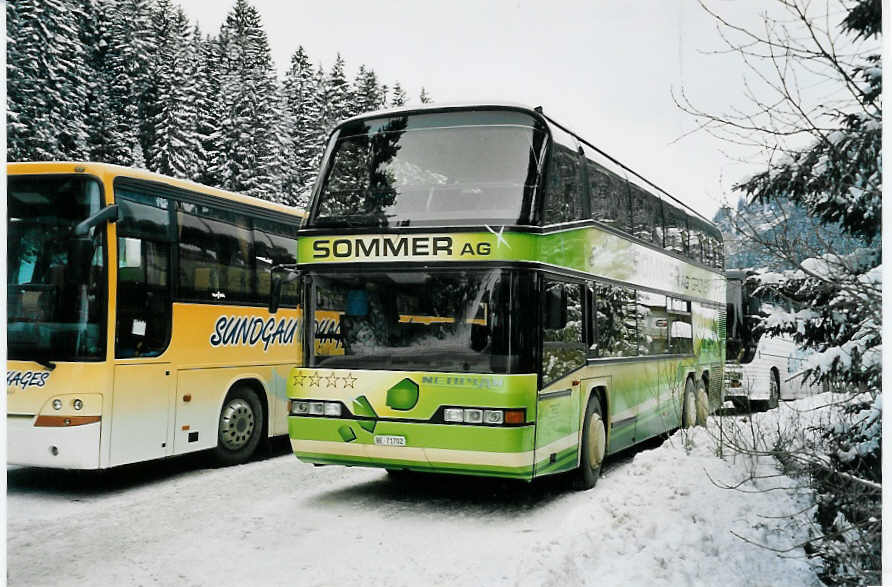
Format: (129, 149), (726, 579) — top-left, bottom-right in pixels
(214, 385), (263, 466)
(572, 395), (606, 491)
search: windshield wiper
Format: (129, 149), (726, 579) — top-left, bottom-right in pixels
(34, 359), (57, 371)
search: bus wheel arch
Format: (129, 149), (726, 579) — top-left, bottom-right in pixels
(213, 380), (266, 466)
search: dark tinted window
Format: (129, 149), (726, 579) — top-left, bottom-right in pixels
(630, 186), (663, 245)
(667, 297), (693, 354)
(542, 279), (586, 383)
(587, 160), (630, 232)
(664, 204), (689, 256)
(637, 291), (669, 355)
(543, 145), (584, 224)
(254, 219), (298, 307)
(178, 203), (254, 303)
(313, 111), (547, 227)
(310, 269), (537, 374)
(115, 189), (173, 358)
(592, 283), (637, 357)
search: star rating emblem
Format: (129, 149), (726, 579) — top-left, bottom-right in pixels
(324, 372), (338, 387)
(342, 373), (357, 389)
(307, 373), (321, 388)
(291, 374), (305, 388)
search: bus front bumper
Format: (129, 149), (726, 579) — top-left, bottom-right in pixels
(289, 416), (538, 480)
(7, 415), (101, 469)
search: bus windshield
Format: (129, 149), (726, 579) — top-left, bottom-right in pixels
(309, 269), (537, 374)
(7, 175), (107, 361)
(311, 111), (547, 228)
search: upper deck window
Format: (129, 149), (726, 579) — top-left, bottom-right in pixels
(310, 110), (547, 228)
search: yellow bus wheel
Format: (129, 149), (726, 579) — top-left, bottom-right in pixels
(214, 385), (263, 466)
(573, 395), (606, 491)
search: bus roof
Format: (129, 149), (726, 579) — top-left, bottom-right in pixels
(7, 161), (305, 219)
(332, 102), (718, 231)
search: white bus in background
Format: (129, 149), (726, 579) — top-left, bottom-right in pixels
(724, 270), (824, 410)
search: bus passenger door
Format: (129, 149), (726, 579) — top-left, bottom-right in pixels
(110, 189), (176, 466)
(535, 279), (586, 475)
(110, 364), (175, 465)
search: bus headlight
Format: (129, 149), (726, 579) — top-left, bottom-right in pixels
(309, 402), (325, 415)
(290, 401), (310, 415)
(444, 408), (464, 423)
(463, 409), (483, 424)
(52, 399), (63, 410)
(484, 410), (504, 425)
(323, 403), (342, 417)
(73, 399), (83, 411)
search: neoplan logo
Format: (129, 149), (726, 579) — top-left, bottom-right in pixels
(312, 236), (492, 259)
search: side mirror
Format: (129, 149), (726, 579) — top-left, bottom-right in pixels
(74, 204), (118, 237)
(268, 265), (301, 314)
(66, 237), (97, 285)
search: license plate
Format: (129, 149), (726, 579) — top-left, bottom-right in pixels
(374, 435), (406, 447)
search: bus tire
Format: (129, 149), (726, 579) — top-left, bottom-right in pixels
(214, 385), (264, 466)
(695, 378), (709, 426)
(766, 369), (780, 410)
(682, 378), (697, 428)
(572, 395), (606, 491)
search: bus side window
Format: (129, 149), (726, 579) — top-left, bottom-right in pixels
(115, 190), (173, 359)
(663, 204), (689, 256)
(542, 280), (586, 384)
(543, 145), (583, 224)
(592, 283), (638, 357)
(254, 219), (298, 307)
(636, 291), (668, 355)
(667, 297), (693, 354)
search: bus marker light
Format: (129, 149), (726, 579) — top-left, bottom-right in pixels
(463, 409), (483, 424)
(444, 408), (463, 423)
(73, 399), (83, 410)
(309, 402), (325, 415)
(324, 403), (342, 417)
(504, 410), (525, 424)
(52, 399), (62, 410)
(484, 410), (504, 424)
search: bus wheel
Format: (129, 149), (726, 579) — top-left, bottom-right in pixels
(695, 379), (709, 426)
(214, 386), (263, 466)
(682, 378), (697, 428)
(573, 395), (606, 491)
(766, 370), (780, 410)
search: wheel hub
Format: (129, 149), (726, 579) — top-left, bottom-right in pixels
(220, 398), (255, 451)
(587, 412), (606, 469)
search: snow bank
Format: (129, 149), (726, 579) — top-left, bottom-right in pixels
(7, 398), (832, 586)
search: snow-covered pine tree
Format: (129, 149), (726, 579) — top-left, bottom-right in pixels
(207, 0), (283, 201)
(193, 31), (228, 187)
(100, 0), (155, 167)
(685, 1), (881, 582)
(388, 82), (408, 107)
(144, 1), (202, 179)
(7, 0), (89, 161)
(352, 65), (385, 115)
(320, 53), (354, 134)
(281, 46), (325, 207)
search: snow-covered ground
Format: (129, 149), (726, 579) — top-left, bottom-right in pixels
(7, 397), (832, 586)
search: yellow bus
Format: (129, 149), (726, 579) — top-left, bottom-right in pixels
(7, 162), (303, 468)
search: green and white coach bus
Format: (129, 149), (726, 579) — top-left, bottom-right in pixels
(273, 103), (726, 489)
